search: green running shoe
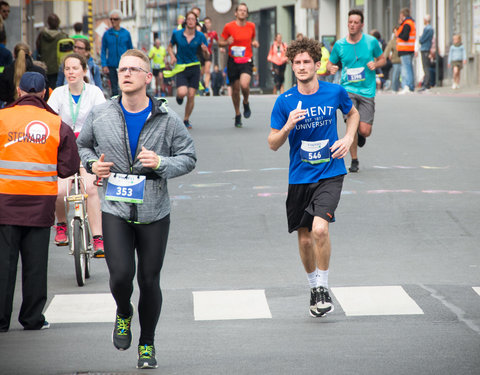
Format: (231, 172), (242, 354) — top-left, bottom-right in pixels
(112, 304), (134, 350)
(137, 344), (158, 369)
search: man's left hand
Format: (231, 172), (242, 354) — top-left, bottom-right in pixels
(137, 146), (160, 169)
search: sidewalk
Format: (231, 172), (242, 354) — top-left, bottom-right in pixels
(379, 82), (480, 96)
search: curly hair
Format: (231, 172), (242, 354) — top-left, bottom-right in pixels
(285, 37), (323, 63)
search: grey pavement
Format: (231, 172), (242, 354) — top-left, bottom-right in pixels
(1, 91), (479, 375)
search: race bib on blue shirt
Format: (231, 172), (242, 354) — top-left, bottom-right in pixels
(105, 174), (146, 204)
(346, 67), (366, 82)
(300, 140), (331, 164)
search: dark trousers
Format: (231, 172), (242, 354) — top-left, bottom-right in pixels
(421, 51), (431, 88)
(108, 67), (119, 96)
(0, 225), (50, 331)
(102, 212), (170, 345)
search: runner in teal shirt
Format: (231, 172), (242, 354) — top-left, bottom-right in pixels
(329, 34), (382, 98)
(327, 9), (385, 173)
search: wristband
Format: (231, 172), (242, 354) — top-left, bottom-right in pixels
(154, 155), (162, 170)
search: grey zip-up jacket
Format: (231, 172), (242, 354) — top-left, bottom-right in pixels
(77, 95), (196, 223)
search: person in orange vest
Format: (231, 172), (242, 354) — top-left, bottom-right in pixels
(396, 7), (416, 94)
(0, 71), (79, 332)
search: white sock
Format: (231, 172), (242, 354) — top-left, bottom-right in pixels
(317, 268), (329, 288)
(307, 270), (317, 289)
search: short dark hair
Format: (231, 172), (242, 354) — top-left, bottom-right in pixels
(286, 37), (322, 64)
(400, 8), (410, 18)
(236, 3), (248, 13)
(348, 9), (364, 24)
(75, 38), (91, 52)
(73, 22), (83, 33)
(47, 13), (60, 29)
(0, 1), (9, 8)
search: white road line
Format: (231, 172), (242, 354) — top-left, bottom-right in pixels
(193, 289), (272, 321)
(473, 287), (480, 297)
(45, 293), (116, 323)
(331, 286), (424, 316)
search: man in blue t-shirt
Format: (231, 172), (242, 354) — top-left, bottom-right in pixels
(168, 11), (209, 129)
(268, 38), (359, 318)
(327, 9), (385, 173)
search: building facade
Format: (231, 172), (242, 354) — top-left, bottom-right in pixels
(2, 0), (479, 92)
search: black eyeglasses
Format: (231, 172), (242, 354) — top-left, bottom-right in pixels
(110, 18), (120, 21)
(118, 66), (150, 74)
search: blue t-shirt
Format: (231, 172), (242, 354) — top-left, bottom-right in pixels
(270, 81), (353, 184)
(170, 29), (208, 65)
(329, 34), (383, 98)
(120, 100), (152, 159)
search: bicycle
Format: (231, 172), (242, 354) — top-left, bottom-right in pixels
(64, 173), (93, 286)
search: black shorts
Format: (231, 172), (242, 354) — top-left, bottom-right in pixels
(227, 56), (253, 84)
(286, 175), (344, 233)
(176, 65), (201, 89)
(152, 68), (164, 77)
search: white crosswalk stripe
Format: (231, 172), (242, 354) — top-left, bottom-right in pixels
(44, 286), (480, 323)
(331, 286), (424, 316)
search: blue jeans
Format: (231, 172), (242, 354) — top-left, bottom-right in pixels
(108, 67), (119, 96)
(400, 54), (414, 91)
(391, 63), (401, 92)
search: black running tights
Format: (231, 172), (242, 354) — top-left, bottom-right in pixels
(102, 212), (170, 345)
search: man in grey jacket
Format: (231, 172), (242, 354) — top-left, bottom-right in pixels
(77, 49), (196, 369)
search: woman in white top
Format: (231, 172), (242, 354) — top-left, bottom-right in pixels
(48, 53), (106, 256)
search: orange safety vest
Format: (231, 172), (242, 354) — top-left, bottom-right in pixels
(0, 105), (61, 196)
(396, 18), (416, 52)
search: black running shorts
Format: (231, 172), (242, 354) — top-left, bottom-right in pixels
(176, 65), (201, 89)
(286, 175), (345, 233)
(227, 56), (253, 84)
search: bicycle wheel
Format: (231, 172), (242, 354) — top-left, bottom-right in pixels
(84, 221), (91, 280)
(73, 218), (86, 287)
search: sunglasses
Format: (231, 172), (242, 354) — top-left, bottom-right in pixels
(110, 18), (120, 21)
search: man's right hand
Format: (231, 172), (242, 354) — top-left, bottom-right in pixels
(285, 108), (306, 133)
(102, 66), (109, 75)
(92, 154), (114, 178)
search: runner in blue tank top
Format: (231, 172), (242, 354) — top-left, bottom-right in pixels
(268, 38), (359, 318)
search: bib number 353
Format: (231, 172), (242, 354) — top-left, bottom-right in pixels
(105, 174), (146, 204)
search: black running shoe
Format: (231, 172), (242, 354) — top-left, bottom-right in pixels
(357, 133), (366, 147)
(316, 286), (334, 316)
(184, 120), (192, 129)
(137, 344), (158, 369)
(112, 304), (133, 351)
(349, 159), (359, 173)
(243, 102), (251, 118)
(176, 96), (183, 105)
(309, 288), (322, 317)
(234, 114), (242, 128)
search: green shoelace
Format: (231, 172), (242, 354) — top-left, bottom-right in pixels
(139, 344), (154, 358)
(115, 315), (132, 335)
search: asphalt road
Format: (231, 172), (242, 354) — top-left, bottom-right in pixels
(1, 91), (479, 375)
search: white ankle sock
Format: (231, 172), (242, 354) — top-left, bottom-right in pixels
(317, 269), (329, 288)
(307, 270), (317, 288)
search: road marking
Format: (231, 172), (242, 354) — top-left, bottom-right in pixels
(193, 289), (272, 321)
(45, 293), (116, 323)
(331, 286), (424, 316)
(473, 287), (480, 297)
